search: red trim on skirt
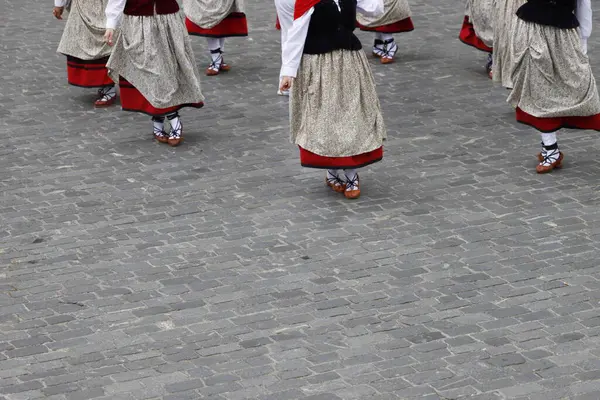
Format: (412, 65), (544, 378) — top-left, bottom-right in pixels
(459, 16), (493, 53)
(276, 17), (281, 30)
(516, 107), (600, 133)
(186, 13), (248, 37)
(118, 77), (204, 117)
(299, 146), (383, 169)
(357, 17), (415, 33)
(66, 56), (113, 88)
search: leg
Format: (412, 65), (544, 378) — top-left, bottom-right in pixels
(373, 32), (384, 58)
(206, 37), (224, 76)
(486, 53), (493, 79)
(326, 170), (345, 193)
(379, 33), (398, 64)
(344, 169), (361, 199)
(95, 84), (117, 107)
(153, 116), (168, 143)
(536, 132), (563, 173)
(166, 111), (183, 147)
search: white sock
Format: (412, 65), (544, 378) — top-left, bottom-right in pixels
(327, 169), (340, 179)
(380, 33), (394, 42)
(375, 32), (383, 41)
(344, 169), (358, 190)
(167, 113), (182, 138)
(219, 37), (226, 50)
(207, 38), (222, 67)
(541, 132), (557, 147)
(152, 117), (165, 135)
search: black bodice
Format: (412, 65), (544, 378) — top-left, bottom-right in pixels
(517, 0), (579, 29)
(303, 0), (362, 55)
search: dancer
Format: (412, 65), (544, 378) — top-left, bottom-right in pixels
(280, 0), (387, 200)
(104, 0), (205, 147)
(459, 0), (494, 78)
(508, 0), (598, 173)
(356, 0), (414, 64)
(53, 0), (117, 107)
(183, 0), (248, 76)
(492, 0), (526, 88)
(275, 0), (295, 95)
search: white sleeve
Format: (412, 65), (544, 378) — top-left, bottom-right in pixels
(280, 8), (314, 78)
(577, 0), (592, 40)
(54, 0), (67, 6)
(357, 0), (384, 17)
(106, 0), (126, 29)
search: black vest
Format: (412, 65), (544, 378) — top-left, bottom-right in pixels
(517, 0), (579, 29)
(303, 0), (362, 55)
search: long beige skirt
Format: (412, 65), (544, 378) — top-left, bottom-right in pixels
(357, 0), (411, 28)
(290, 49), (386, 158)
(107, 12), (204, 110)
(182, 0), (245, 29)
(57, 0), (114, 60)
(508, 19), (600, 118)
(492, 0), (526, 88)
(465, 0), (494, 48)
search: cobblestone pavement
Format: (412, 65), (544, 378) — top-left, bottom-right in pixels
(3, 1), (600, 399)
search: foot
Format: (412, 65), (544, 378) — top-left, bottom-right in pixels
(373, 40), (384, 58)
(326, 171), (345, 193)
(94, 87), (117, 107)
(154, 129), (169, 144)
(206, 65), (220, 76)
(167, 122), (183, 147)
(536, 150), (563, 174)
(485, 54), (493, 79)
(219, 62), (231, 72)
(344, 173), (360, 199)
(379, 39), (397, 65)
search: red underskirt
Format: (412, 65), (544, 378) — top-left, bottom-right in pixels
(299, 146), (383, 169)
(118, 77), (204, 117)
(66, 56), (113, 88)
(186, 13), (248, 37)
(459, 16), (493, 53)
(357, 17), (415, 33)
(276, 17), (281, 30)
(516, 107), (600, 133)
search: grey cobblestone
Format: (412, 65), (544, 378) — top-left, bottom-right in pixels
(3, 0), (600, 398)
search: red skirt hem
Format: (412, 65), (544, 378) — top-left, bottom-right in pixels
(357, 17), (415, 33)
(299, 146), (383, 169)
(516, 107), (600, 133)
(66, 56), (113, 88)
(276, 17), (281, 30)
(186, 13), (248, 37)
(119, 77), (204, 117)
(459, 16), (493, 53)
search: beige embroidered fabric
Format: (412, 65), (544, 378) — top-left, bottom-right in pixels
(107, 13), (204, 109)
(465, 0), (494, 48)
(290, 50), (386, 157)
(182, 0), (245, 29)
(357, 0), (411, 28)
(492, 0), (526, 88)
(508, 20), (600, 118)
(57, 0), (115, 60)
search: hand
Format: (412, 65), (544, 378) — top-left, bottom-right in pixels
(53, 6), (64, 19)
(280, 76), (294, 91)
(104, 29), (115, 46)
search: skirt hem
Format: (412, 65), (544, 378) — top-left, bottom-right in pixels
(516, 107), (600, 133)
(357, 17), (414, 33)
(186, 13), (248, 38)
(459, 16), (493, 53)
(299, 146), (383, 169)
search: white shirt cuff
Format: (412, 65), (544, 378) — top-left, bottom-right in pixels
(106, 18), (120, 29)
(281, 66), (298, 78)
(54, 0), (67, 6)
